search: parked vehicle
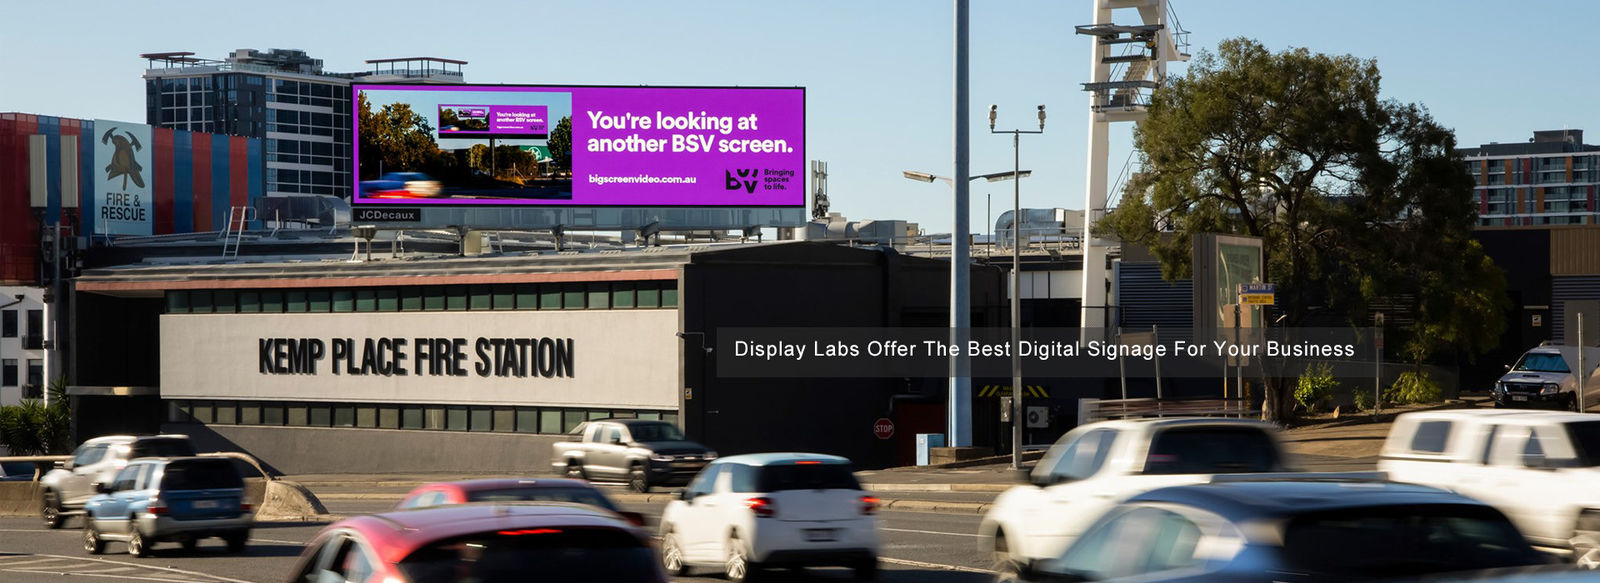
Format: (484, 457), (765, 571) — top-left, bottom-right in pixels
(1493, 344), (1600, 410)
(393, 478), (644, 526)
(550, 419), (716, 492)
(658, 453), (880, 582)
(285, 503), (664, 583)
(1379, 409), (1600, 561)
(81, 457), (252, 556)
(981, 418), (1291, 572)
(359, 172), (443, 198)
(39, 434), (195, 528)
(1015, 475), (1551, 582)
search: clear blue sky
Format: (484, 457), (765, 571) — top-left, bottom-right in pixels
(1, 0), (1592, 233)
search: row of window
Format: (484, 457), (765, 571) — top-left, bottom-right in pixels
(166, 399), (676, 435)
(1482, 216), (1593, 226)
(1, 309), (43, 339)
(165, 281), (680, 314)
(1, 358), (43, 393)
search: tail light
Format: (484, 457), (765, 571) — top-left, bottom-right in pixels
(147, 497), (167, 516)
(860, 496), (880, 516)
(240, 503), (252, 513)
(744, 497), (776, 518)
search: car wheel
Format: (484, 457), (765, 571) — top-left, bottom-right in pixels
(224, 532), (248, 554)
(1574, 513), (1600, 569)
(181, 537), (199, 552)
(726, 533), (758, 582)
(565, 461), (587, 481)
(82, 519), (105, 555)
(661, 529), (690, 576)
(41, 491), (62, 529)
(991, 533), (1022, 583)
(1571, 394), (1584, 413)
(128, 528), (152, 558)
(629, 464), (651, 493)
(853, 557), (878, 581)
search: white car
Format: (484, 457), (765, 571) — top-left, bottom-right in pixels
(979, 418), (1290, 575)
(39, 435), (195, 529)
(1379, 409), (1600, 556)
(658, 453), (881, 581)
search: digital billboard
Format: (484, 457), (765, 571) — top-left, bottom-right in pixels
(354, 84), (805, 206)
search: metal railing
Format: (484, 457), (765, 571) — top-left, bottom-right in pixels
(1078, 397), (1253, 425)
(0, 451), (274, 482)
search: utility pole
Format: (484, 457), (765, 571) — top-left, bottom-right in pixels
(991, 105), (1045, 470)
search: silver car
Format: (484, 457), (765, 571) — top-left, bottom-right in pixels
(39, 435), (195, 529)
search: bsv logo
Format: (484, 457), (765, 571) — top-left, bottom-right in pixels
(725, 168), (758, 194)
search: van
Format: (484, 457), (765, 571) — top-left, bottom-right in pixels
(1493, 343), (1600, 411)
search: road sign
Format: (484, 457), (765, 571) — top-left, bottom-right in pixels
(1239, 294), (1275, 305)
(873, 418), (895, 440)
(1239, 283), (1275, 294)
(1238, 282), (1275, 305)
(1026, 406), (1048, 429)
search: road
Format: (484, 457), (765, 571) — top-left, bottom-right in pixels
(0, 499), (994, 583)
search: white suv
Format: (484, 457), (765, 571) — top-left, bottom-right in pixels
(658, 453), (881, 581)
(38, 435), (195, 529)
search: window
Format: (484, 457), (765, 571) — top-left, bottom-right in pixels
(356, 406), (377, 428)
(540, 285), (563, 309)
(493, 286), (515, 311)
(308, 290), (331, 312)
(542, 409), (562, 434)
(286, 290), (308, 312)
(516, 409), (540, 433)
(211, 292), (235, 313)
(402, 407), (424, 430)
(587, 284), (611, 309)
(334, 405), (356, 427)
(1038, 429), (1119, 482)
(445, 286), (468, 311)
(401, 288), (423, 311)
(287, 404), (309, 426)
(1409, 421), (1454, 454)
(612, 283), (635, 308)
(377, 289), (399, 311)
(309, 404), (332, 426)
(166, 293), (190, 313)
(332, 290), (354, 312)
(72, 444), (106, 467)
(468, 407), (491, 432)
(1052, 507), (1201, 580)
(447, 407), (470, 431)
(1144, 426), (1282, 474)
(469, 286), (493, 310)
(25, 359), (42, 394)
(355, 290), (377, 312)
(425, 407), (446, 430)
(637, 285), (660, 309)
(190, 291), (214, 313)
(563, 284), (585, 309)
(662, 285), (678, 308)
(214, 402), (237, 424)
(238, 291), (261, 313)
(423, 288), (445, 310)
(1, 359), (14, 386)
(240, 404), (261, 425)
(562, 410), (587, 433)
(261, 403), (285, 425)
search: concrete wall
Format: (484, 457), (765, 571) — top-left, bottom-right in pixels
(169, 422), (565, 475)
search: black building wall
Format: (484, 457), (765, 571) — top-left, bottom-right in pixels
(1469, 229), (1553, 390)
(679, 243), (1004, 469)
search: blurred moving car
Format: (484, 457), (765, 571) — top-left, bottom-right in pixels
(359, 172), (443, 198)
(658, 453), (880, 582)
(82, 457), (252, 556)
(982, 418), (1291, 571)
(1016, 475), (1552, 583)
(1380, 409), (1600, 562)
(286, 503), (665, 583)
(2, 461), (38, 481)
(393, 478), (645, 526)
(552, 419), (716, 493)
(40, 434), (196, 529)
(1492, 344), (1600, 410)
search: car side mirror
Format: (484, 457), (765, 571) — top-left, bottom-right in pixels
(1521, 454), (1554, 470)
(93, 482), (113, 494)
(610, 437), (623, 445)
(1505, 364), (1512, 371)
(680, 490), (695, 503)
(55, 460), (68, 470)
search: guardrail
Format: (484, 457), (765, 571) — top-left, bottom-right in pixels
(1078, 397), (1253, 425)
(0, 452), (273, 482)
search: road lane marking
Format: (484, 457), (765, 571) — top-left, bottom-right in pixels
(3, 554), (259, 583)
(883, 527), (982, 538)
(880, 557), (994, 574)
(0, 568), (199, 582)
(250, 538), (308, 545)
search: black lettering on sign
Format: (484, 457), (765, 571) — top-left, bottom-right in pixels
(360, 338), (378, 376)
(452, 338), (469, 377)
(392, 338), (408, 376)
(474, 338), (491, 377)
(331, 338), (348, 375)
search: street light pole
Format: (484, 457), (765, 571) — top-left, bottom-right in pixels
(951, 0), (973, 448)
(991, 104), (1045, 470)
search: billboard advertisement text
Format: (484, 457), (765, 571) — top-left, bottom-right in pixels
(93, 120), (154, 236)
(355, 84), (805, 206)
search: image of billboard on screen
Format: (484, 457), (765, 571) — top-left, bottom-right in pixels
(354, 84), (805, 206)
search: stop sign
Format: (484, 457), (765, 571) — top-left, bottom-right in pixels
(873, 418), (895, 440)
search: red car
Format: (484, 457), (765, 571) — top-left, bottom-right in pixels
(392, 478), (643, 526)
(285, 503), (665, 583)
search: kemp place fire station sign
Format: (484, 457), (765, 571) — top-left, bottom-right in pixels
(161, 310), (679, 409)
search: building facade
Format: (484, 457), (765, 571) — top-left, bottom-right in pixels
(0, 287), (49, 406)
(142, 49), (464, 199)
(70, 242), (1005, 473)
(1462, 130), (1600, 227)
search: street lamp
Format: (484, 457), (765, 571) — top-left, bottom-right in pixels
(903, 167), (1029, 452)
(991, 104), (1045, 470)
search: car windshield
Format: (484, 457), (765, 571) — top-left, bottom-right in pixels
(465, 487), (617, 511)
(627, 422), (683, 442)
(160, 460), (243, 490)
(1514, 352), (1570, 373)
(1282, 504), (1541, 578)
(755, 463), (861, 492)
(1565, 421), (1600, 467)
(1143, 426), (1282, 474)
(398, 528), (657, 583)
(130, 438), (196, 459)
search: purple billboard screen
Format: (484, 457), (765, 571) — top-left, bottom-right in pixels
(354, 84), (805, 206)
(439, 104), (548, 139)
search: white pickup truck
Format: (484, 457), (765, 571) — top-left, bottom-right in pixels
(979, 417), (1291, 573)
(1379, 409), (1600, 560)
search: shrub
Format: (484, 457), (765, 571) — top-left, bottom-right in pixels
(1295, 362), (1340, 413)
(1388, 370), (1444, 405)
(1353, 387), (1375, 411)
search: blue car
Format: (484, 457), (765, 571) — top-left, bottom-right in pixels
(1018, 474), (1553, 583)
(82, 457), (252, 556)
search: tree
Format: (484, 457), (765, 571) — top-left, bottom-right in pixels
(1099, 38), (1506, 421)
(548, 116), (572, 174)
(357, 91), (442, 178)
